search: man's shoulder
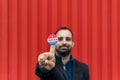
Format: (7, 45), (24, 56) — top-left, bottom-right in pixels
(73, 59), (89, 69)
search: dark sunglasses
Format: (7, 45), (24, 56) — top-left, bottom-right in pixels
(58, 37), (72, 41)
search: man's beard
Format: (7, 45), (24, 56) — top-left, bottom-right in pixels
(56, 44), (72, 57)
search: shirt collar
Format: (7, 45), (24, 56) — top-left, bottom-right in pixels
(55, 54), (74, 65)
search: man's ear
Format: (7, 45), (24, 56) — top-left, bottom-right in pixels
(72, 42), (74, 48)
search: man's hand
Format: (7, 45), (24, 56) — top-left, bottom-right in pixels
(38, 45), (56, 70)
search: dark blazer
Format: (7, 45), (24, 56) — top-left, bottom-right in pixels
(35, 56), (90, 80)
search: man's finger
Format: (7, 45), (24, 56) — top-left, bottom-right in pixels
(47, 34), (58, 54)
(50, 45), (55, 54)
(38, 52), (49, 62)
(45, 60), (55, 67)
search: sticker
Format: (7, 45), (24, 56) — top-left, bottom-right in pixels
(47, 34), (58, 45)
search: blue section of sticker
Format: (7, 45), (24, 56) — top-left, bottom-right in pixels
(48, 41), (57, 45)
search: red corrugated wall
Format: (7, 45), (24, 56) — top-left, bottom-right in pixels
(0, 0), (120, 80)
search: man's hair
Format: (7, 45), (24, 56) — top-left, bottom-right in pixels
(54, 26), (73, 38)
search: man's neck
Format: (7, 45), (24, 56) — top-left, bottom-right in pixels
(61, 54), (70, 64)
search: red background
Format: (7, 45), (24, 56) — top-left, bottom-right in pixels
(0, 0), (120, 80)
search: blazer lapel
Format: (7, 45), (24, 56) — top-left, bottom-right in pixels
(56, 59), (68, 80)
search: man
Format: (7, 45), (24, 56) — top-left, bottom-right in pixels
(35, 27), (90, 80)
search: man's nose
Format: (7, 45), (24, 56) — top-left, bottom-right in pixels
(62, 38), (67, 44)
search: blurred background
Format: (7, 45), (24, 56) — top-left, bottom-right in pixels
(0, 0), (120, 80)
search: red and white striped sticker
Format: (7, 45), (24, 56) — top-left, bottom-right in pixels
(47, 34), (58, 45)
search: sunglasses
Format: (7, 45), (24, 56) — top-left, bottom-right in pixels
(58, 37), (72, 41)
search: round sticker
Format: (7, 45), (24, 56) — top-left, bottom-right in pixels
(47, 34), (58, 45)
